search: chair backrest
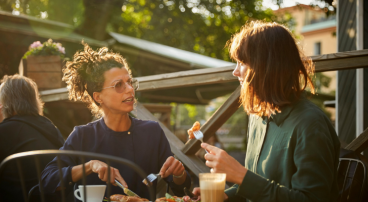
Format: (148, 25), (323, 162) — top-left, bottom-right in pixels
(0, 150), (155, 202)
(337, 158), (367, 202)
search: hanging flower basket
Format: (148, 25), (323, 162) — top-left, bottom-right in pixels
(19, 39), (66, 90)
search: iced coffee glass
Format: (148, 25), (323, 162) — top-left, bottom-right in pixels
(199, 173), (226, 202)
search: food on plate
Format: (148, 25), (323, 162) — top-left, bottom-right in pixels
(182, 196), (200, 202)
(110, 194), (125, 201)
(155, 193), (200, 202)
(108, 194), (149, 202)
(155, 196), (182, 202)
(187, 121), (200, 139)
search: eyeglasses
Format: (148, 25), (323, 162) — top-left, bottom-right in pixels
(102, 78), (139, 93)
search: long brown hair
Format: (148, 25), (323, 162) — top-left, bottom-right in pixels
(227, 21), (315, 117)
(62, 42), (131, 118)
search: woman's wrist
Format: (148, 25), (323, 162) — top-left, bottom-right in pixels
(72, 162), (93, 183)
(85, 161), (93, 175)
(173, 170), (185, 178)
(235, 167), (247, 185)
(173, 171), (187, 185)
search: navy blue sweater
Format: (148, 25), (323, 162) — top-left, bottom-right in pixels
(0, 115), (64, 202)
(41, 117), (191, 199)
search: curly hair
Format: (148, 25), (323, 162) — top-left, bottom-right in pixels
(62, 43), (131, 117)
(227, 21), (315, 117)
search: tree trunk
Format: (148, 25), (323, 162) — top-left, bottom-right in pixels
(76, 0), (118, 41)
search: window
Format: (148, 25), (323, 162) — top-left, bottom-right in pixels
(314, 42), (321, 55)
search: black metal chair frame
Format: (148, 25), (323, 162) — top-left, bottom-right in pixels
(338, 158), (367, 202)
(0, 150), (155, 202)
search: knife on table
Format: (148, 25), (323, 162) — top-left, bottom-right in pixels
(115, 179), (141, 198)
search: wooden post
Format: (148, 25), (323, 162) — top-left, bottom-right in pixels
(182, 86), (242, 155)
(132, 102), (210, 177)
(345, 128), (368, 153)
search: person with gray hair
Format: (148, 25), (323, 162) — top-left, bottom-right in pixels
(0, 74), (64, 202)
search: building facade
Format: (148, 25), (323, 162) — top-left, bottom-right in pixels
(275, 4), (337, 120)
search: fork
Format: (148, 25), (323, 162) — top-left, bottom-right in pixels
(142, 173), (160, 185)
(193, 130), (209, 153)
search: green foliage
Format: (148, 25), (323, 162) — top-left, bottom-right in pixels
(169, 102), (177, 126)
(314, 72), (332, 93)
(0, 0), (278, 62)
(0, 0), (84, 26)
(112, 0), (276, 61)
(309, 97), (332, 119)
(169, 102), (206, 128)
(2, 0), (291, 138)
(23, 39), (65, 59)
(208, 94), (248, 137)
(181, 104), (206, 125)
(184, 104), (197, 119)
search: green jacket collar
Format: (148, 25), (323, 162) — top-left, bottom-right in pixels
(269, 92), (308, 126)
(270, 103), (295, 126)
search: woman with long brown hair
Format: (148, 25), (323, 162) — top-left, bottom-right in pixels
(41, 43), (190, 199)
(195, 21), (340, 202)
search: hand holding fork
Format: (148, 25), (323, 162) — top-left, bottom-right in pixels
(193, 130), (209, 153)
(142, 156), (185, 185)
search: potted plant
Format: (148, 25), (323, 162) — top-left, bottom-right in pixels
(19, 39), (66, 90)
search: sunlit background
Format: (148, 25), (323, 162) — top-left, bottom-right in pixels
(0, 0), (337, 162)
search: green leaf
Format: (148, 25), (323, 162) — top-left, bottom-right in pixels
(165, 193), (173, 199)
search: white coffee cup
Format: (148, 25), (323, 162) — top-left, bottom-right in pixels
(74, 185), (106, 202)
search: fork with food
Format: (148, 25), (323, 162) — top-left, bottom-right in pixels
(187, 121), (208, 153)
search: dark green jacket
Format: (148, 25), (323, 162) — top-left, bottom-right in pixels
(225, 97), (340, 202)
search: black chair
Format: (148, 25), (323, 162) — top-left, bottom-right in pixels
(0, 150), (155, 202)
(28, 184), (40, 201)
(337, 158), (367, 202)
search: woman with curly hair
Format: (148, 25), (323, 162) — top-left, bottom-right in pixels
(41, 43), (191, 199)
(194, 21), (340, 202)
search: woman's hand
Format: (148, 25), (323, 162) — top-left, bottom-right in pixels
(192, 187), (228, 201)
(159, 156), (185, 178)
(159, 156), (186, 185)
(202, 143), (247, 185)
(192, 187), (201, 200)
(87, 160), (128, 188)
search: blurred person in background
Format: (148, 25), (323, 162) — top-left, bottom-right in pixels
(0, 74), (64, 202)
